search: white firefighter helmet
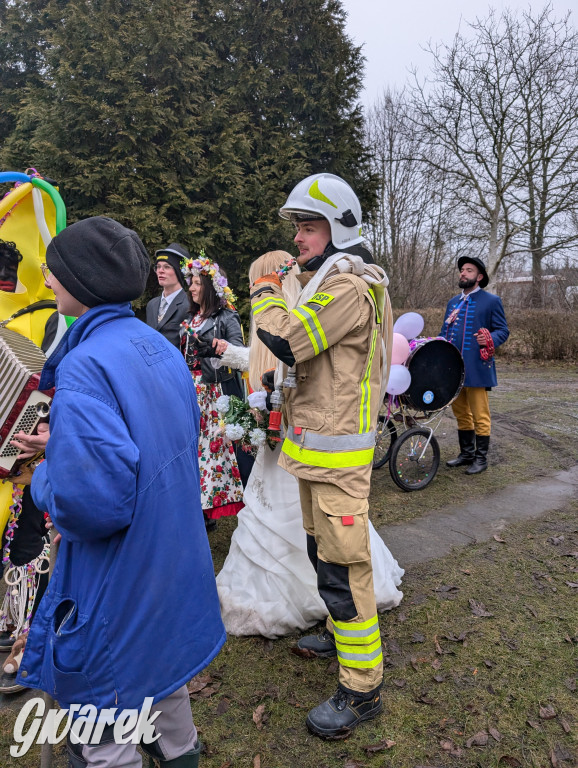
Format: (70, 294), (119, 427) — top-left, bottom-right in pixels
(279, 173), (363, 249)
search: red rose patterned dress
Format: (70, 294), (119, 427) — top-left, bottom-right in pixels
(182, 313), (244, 519)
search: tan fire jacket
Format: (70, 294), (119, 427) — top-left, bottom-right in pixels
(251, 270), (384, 498)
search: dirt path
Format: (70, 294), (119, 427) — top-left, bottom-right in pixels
(378, 465), (578, 565)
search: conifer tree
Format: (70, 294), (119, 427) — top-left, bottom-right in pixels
(2, 0), (374, 305)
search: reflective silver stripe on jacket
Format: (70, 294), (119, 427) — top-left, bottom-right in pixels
(287, 427), (376, 451)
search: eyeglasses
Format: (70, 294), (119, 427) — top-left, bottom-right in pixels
(155, 263), (174, 272)
(40, 263), (51, 281)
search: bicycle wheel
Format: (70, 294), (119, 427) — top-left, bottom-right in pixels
(389, 427), (440, 492)
(372, 415), (397, 470)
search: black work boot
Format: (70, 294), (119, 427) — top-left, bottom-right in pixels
(296, 628), (337, 657)
(465, 435), (490, 475)
(446, 429), (475, 467)
(148, 740), (201, 767)
(306, 685), (382, 739)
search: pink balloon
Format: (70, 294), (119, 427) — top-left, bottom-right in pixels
(391, 333), (410, 365)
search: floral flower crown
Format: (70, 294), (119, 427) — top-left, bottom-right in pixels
(181, 250), (237, 308)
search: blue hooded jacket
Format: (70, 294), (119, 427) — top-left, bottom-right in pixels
(19, 303), (226, 710)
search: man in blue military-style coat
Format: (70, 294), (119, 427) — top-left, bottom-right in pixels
(441, 256), (509, 474)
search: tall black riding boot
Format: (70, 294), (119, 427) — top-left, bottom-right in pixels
(446, 429), (475, 467)
(465, 435), (490, 475)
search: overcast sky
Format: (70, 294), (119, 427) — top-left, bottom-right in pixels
(339, 0), (576, 107)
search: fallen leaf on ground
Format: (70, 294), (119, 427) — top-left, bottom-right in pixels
(216, 698), (230, 715)
(194, 683), (221, 699)
(493, 535), (506, 543)
(412, 633), (425, 643)
(444, 630), (476, 642)
(563, 678), (576, 691)
(253, 755), (261, 768)
(559, 717), (571, 734)
(344, 760), (365, 768)
(484, 659), (494, 668)
(440, 740), (453, 751)
(363, 738), (396, 753)
(489, 726), (502, 742)
(466, 730), (489, 747)
(327, 659), (339, 674)
(187, 674), (214, 695)
(290, 646), (318, 659)
(551, 744), (573, 766)
(431, 658), (442, 670)
(440, 740), (463, 757)
(540, 704), (557, 720)
(525, 604), (538, 618)
(433, 674), (445, 683)
(526, 719), (541, 730)
(547, 536), (564, 545)
(388, 638), (401, 654)
(469, 599), (494, 617)
(252, 704), (268, 730)
(498, 757), (522, 767)
(393, 679), (406, 688)
(416, 691), (434, 704)
(565, 581), (578, 588)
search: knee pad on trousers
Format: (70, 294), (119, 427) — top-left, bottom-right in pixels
(317, 560), (357, 621)
(306, 534), (318, 572)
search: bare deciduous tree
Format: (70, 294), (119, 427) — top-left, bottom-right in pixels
(365, 89), (459, 307)
(506, 7), (578, 305)
(407, 5), (578, 303)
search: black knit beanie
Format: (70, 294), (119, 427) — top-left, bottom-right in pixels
(46, 217), (150, 307)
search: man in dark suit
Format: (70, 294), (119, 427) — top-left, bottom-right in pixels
(145, 243), (190, 346)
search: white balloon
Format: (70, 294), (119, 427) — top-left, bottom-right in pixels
(386, 364), (412, 396)
(393, 312), (424, 341)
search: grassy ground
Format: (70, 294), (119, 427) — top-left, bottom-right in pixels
(0, 361), (576, 767)
(368, 361), (578, 528)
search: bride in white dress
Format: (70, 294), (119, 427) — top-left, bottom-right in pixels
(215, 251), (404, 639)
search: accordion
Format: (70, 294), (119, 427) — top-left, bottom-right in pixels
(0, 326), (51, 478)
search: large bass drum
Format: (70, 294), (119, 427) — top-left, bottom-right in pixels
(400, 338), (464, 412)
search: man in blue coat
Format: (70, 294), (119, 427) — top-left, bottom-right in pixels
(441, 256), (509, 475)
(17, 217), (225, 767)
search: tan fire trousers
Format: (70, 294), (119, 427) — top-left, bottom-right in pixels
(298, 479), (383, 693)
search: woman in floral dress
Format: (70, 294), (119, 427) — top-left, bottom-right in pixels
(180, 255), (248, 521)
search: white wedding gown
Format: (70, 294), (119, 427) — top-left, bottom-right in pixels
(217, 442), (404, 639)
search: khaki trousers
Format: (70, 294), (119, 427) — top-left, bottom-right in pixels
(299, 479), (383, 693)
(451, 387), (491, 436)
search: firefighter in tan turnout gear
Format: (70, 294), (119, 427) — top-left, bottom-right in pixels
(250, 173), (392, 738)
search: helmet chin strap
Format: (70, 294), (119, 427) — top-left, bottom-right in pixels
(303, 241), (375, 271)
(302, 241), (336, 272)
